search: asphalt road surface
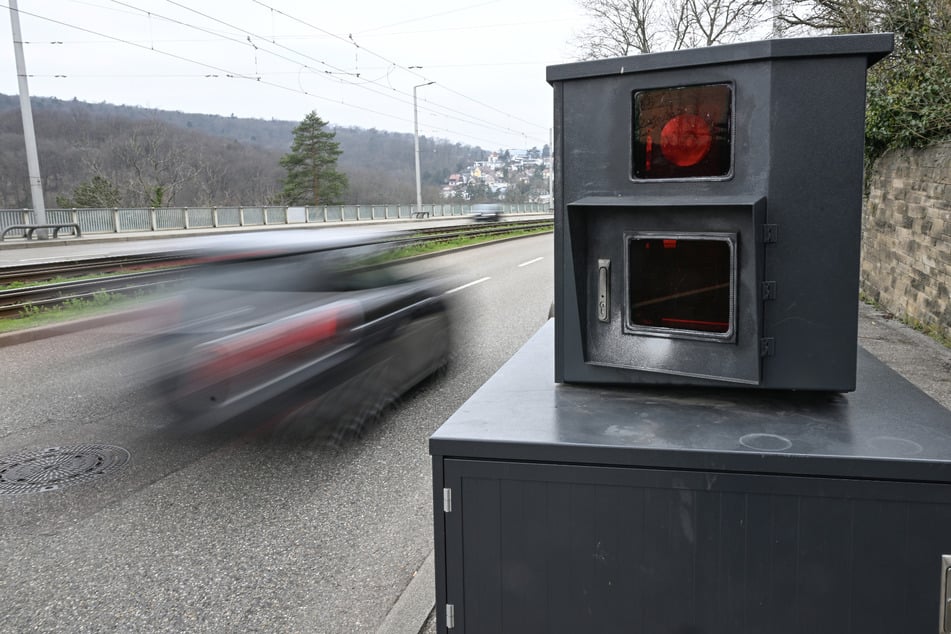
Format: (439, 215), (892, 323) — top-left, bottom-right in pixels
(0, 234), (554, 633)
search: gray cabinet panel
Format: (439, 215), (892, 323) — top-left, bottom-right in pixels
(442, 458), (951, 633)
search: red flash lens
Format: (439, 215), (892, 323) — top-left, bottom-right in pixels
(632, 83), (732, 180)
(660, 114), (712, 167)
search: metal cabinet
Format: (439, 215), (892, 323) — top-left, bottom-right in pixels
(431, 322), (951, 633)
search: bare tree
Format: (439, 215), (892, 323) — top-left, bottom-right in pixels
(685, 0), (770, 45)
(777, 0), (882, 33)
(113, 122), (200, 207)
(574, 0), (770, 59)
(574, 0), (660, 56)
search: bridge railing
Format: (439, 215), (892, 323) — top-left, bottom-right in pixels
(0, 203), (552, 239)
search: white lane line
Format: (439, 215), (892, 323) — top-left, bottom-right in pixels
(517, 256), (544, 268)
(446, 276), (491, 294)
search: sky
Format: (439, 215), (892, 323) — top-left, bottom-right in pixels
(1, 0), (590, 151)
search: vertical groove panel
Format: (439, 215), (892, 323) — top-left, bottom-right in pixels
(446, 460), (951, 633)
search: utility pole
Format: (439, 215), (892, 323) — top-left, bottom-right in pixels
(771, 0), (786, 38)
(8, 0), (48, 237)
(414, 82), (434, 216)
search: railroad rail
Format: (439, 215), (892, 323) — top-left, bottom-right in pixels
(0, 220), (551, 320)
(0, 254), (189, 287)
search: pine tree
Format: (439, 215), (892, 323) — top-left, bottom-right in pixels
(54, 175), (121, 208)
(279, 111), (348, 205)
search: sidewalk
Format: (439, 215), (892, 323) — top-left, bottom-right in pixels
(857, 301), (951, 411)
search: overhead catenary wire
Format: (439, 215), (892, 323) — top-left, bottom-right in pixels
(2, 4), (409, 125)
(157, 0), (539, 144)
(248, 0), (549, 134)
(3, 1), (544, 148)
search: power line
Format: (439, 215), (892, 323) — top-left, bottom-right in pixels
(249, 0), (548, 133)
(3, 3), (411, 125)
(155, 0), (533, 141)
(3, 1), (550, 148)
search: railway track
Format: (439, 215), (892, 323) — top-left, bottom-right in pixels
(0, 220), (552, 320)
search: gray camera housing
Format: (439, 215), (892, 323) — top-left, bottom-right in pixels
(549, 34), (893, 390)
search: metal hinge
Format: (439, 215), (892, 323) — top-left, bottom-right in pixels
(443, 487), (452, 513)
(763, 224), (778, 244)
(760, 337), (775, 357)
(762, 281), (777, 300)
(446, 603), (456, 629)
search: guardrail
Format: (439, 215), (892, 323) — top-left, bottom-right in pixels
(0, 203), (551, 240)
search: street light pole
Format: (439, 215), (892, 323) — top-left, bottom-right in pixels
(413, 82), (434, 216)
(8, 0), (48, 237)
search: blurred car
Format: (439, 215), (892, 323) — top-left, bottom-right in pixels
(471, 203), (502, 222)
(146, 228), (452, 438)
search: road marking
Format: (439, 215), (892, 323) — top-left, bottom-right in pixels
(446, 276), (490, 294)
(518, 256), (544, 267)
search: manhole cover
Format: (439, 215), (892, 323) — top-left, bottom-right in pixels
(0, 445), (130, 495)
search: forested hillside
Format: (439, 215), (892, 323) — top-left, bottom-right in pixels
(0, 94), (487, 208)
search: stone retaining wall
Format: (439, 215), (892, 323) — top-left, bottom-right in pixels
(861, 142), (951, 341)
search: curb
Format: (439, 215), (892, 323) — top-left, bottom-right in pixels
(376, 550), (435, 634)
(0, 304), (156, 348)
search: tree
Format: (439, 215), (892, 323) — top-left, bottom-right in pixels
(55, 175), (121, 208)
(279, 111), (348, 206)
(574, 0), (660, 56)
(779, 0), (951, 163)
(573, 0), (769, 58)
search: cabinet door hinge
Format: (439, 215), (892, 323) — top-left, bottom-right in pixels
(446, 603), (456, 629)
(762, 281), (777, 300)
(443, 487), (452, 513)
(763, 224), (778, 243)
(760, 337), (775, 357)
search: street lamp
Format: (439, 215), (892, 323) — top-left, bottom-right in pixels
(8, 0), (48, 238)
(413, 81), (434, 216)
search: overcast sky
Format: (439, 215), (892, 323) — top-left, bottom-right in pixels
(2, 0), (589, 150)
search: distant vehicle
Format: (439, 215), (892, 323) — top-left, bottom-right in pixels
(471, 203), (503, 222)
(146, 228), (452, 440)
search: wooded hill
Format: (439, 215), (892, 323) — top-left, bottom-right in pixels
(0, 94), (488, 208)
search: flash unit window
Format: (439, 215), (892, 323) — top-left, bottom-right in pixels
(632, 84), (733, 180)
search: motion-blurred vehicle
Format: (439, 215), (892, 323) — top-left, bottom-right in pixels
(471, 203), (503, 222)
(147, 229), (452, 438)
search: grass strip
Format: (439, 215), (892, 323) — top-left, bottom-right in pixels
(0, 291), (153, 333)
(394, 225), (552, 259)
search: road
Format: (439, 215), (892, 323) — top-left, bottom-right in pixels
(0, 233), (554, 633)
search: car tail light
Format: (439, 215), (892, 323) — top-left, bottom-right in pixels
(186, 300), (362, 388)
